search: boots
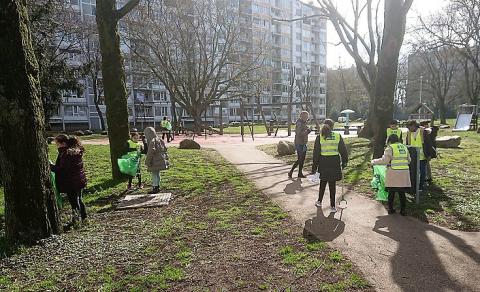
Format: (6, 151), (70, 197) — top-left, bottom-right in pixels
(148, 186), (160, 194)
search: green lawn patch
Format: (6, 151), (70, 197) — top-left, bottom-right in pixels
(258, 128), (480, 231)
(0, 145), (371, 291)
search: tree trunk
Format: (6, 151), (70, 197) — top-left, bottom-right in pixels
(96, 0), (130, 179)
(371, 0), (410, 158)
(437, 96), (447, 125)
(91, 76), (105, 131)
(0, 0), (61, 244)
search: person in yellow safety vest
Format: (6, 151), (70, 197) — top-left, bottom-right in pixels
(405, 120), (433, 191)
(371, 134), (411, 216)
(311, 119), (348, 213)
(125, 131), (143, 190)
(386, 119), (403, 144)
(161, 117), (172, 143)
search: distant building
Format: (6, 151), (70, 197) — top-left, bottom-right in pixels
(50, 0), (327, 131)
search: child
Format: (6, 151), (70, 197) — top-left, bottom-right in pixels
(371, 134), (411, 216)
(144, 127), (169, 194)
(51, 134), (87, 223)
(386, 119), (403, 143)
(125, 131), (143, 190)
(311, 119), (348, 212)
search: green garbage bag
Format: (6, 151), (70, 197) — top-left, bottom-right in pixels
(371, 165), (388, 201)
(117, 152), (140, 177)
(50, 171), (63, 208)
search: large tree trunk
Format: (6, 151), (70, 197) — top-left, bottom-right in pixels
(371, 0), (410, 158)
(0, 0), (61, 244)
(96, 0), (130, 179)
(358, 95), (376, 139)
(437, 96), (447, 125)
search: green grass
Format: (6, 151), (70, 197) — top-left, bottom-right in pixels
(0, 145), (370, 291)
(258, 124), (480, 231)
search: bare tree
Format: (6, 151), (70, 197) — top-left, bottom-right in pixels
(0, 0), (61, 244)
(96, 0), (140, 179)
(409, 42), (459, 124)
(318, 0), (413, 158)
(420, 0), (480, 106)
(125, 0), (265, 132)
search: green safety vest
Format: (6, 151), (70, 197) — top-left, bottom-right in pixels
(387, 128), (402, 140)
(320, 132), (340, 156)
(389, 143), (409, 170)
(407, 128), (425, 160)
(127, 139), (140, 152)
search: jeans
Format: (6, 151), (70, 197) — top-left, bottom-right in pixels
(66, 190), (87, 220)
(388, 191), (406, 212)
(290, 144), (307, 175)
(419, 160), (427, 190)
(151, 171), (161, 187)
(318, 180), (336, 207)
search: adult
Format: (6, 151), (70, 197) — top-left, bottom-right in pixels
(51, 134), (87, 223)
(405, 120), (433, 191)
(311, 119), (348, 212)
(288, 111), (311, 178)
(144, 127), (169, 194)
(371, 134), (411, 215)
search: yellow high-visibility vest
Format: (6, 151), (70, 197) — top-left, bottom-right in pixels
(320, 132), (340, 156)
(407, 128), (425, 160)
(127, 139), (140, 152)
(387, 128), (402, 140)
(389, 143), (409, 170)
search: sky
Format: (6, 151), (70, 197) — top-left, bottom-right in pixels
(324, 0), (449, 68)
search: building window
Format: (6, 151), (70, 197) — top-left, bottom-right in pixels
(64, 105), (86, 117)
(155, 106), (168, 117)
(319, 87), (326, 94)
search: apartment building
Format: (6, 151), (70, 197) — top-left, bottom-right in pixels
(50, 0), (327, 131)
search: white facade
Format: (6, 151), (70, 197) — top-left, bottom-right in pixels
(50, 0), (327, 130)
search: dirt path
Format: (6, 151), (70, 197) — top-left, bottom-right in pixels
(211, 143), (480, 292)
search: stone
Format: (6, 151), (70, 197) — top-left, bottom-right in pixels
(117, 193), (172, 210)
(101, 130), (108, 135)
(73, 130), (84, 136)
(84, 130), (94, 135)
(47, 137), (55, 144)
(179, 139), (201, 149)
(439, 125), (450, 129)
(436, 136), (461, 148)
(277, 140), (295, 156)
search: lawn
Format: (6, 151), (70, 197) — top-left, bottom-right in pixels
(258, 128), (480, 232)
(0, 145), (371, 291)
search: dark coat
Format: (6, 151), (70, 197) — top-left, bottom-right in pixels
(51, 147), (87, 193)
(406, 127), (435, 159)
(311, 134), (348, 181)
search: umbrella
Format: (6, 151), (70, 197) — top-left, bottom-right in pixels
(340, 109), (355, 126)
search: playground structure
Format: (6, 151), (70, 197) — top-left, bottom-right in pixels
(409, 103), (435, 127)
(453, 104), (478, 132)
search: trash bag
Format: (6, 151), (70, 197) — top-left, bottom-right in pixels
(371, 165), (388, 201)
(50, 171), (63, 208)
(117, 152), (140, 177)
(307, 172), (320, 184)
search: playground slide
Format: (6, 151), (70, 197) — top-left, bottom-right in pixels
(453, 113), (474, 131)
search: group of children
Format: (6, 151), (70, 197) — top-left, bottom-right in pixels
(291, 115), (435, 216)
(50, 127), (169, 225)
(125, 127), (169, 194)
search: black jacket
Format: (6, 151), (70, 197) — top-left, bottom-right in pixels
(311, 134), (348, 181)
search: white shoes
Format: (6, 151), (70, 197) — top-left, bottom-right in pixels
(315, 201), (322, 207)
(330, 207), (337, 213)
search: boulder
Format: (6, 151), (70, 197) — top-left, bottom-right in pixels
(47, 137), (55, 144)
(179, 139), (201, 150)
(84, 130), (94, 136)
(436, 136), (461, 148)
(73, 130), (84, 136)
(277, 141), (295, 156)
(439, 125), (450, 129)
(101, 130), (108, 135)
